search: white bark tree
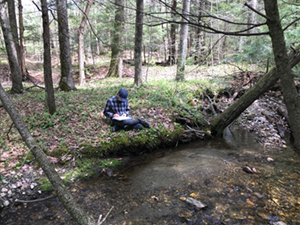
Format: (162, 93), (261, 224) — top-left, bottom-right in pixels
(78, 0), (93, 86)
(176, 0), (191, 81)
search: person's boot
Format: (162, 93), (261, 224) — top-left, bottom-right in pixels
(113, 125), (121, 132)
(138, 119), (150, 128)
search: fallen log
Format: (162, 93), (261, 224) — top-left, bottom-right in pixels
(210, 45), (300, 135)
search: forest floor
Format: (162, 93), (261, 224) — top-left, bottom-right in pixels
(0, 60), (292, 213)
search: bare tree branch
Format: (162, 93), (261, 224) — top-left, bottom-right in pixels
(71, 0), (106, 44)
(244, 3), (270, 21)
(283, 17), (300, 31)
(282, 0), (300, 6)
(15, 195), (55, 203)
(31, 1), (41, 11)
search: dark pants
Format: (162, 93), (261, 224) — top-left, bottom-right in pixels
(112, 116), (143, 131)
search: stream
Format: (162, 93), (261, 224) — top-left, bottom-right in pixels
(1, 126), (300, 225)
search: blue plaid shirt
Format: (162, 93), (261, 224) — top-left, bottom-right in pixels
(103, 95), (130, 119)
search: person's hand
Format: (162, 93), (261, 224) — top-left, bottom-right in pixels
(121, 114), (126, 117)
(113, 113), (120, 118)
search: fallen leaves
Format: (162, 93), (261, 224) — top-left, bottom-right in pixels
(246, 199), (255, 206)
(47, 156), (58, 164)
(189, 193), (197, 198)
(180, 196), (186, 201)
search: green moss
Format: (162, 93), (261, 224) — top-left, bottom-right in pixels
(16, 151), (36, 167)
(51, 146), (70, 158)
(58, 81), (77, 92)
(62, 172), (74, 185)
(37, 157), (123, 191)
(156, 123), (185, 143)
(80, 146), (106, 157)
(39, 177), (53, 192)
(26, 151), (35, 161)
(102, 159), (122, 167)
(80, 123), (185, 157)
(79, 143), (93, 147)
(188, 97), (195, 106)
(66, 158), (123, 182)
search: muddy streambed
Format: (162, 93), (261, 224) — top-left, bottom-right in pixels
(1, 127), (300, 225)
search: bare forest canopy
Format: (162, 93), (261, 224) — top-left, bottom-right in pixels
(1, 0), (299, 68)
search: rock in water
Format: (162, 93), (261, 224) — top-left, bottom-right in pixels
(3, 200), (9, 206)
(267, 157), (274, 162)
(242, 166), (253, 174)
(274, 222), (286, 225)
(102, 168), (114, 177)
(185, 197), (206, 209)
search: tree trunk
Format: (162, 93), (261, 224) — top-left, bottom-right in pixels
(263, 0), (300, 150)
(210, 45), (300, 135)
(18, 0), (27, 80)
(78, 0), (93, 86)
(134, 0), (143, 86)
(0, 84), (96, 225)
(247, 0), (257, 34)
(41, 0), (56, 115)
(176, 0), (190, 81)
(168, 0), (177, 65)
(0, 3), (23, 94)
(57, 0), (76, 91)
(7, 0), (23, 77)
(106, 0), (125, 78)
(194, 1), (203, 64)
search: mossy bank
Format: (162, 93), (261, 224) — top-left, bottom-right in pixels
(79, 123), (185, 157)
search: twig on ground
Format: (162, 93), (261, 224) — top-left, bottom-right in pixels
(98, 206), (114, 225)
(6, 122), (14, 140)
(204, 92), (217, 116)
(97, 215), (102, 224)
(185, 125), (206, 138)
(227, 63), (246, 72)
(26, 75), (45, 90)
(19, 149), (32, 169)
(15, 195), (54, 203)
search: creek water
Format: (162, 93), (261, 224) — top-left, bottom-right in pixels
(1, 127), (300, 225)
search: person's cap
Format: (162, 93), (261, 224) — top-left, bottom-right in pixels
(118, 89), (128, 101)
